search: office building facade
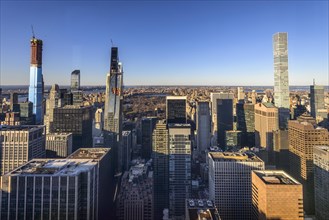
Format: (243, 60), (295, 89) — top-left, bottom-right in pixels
(236, 103), (255, 147)
(216, 93), (234, 150)
(196, 101), (211, 155)
(141, 117), (158, 159)
(310, 84), (325, 119)
(166, 96), (187, 124)
(152, 121), (169, 220)
(208, 152), (264, 220)
(0, 125), (45, 175)
(0, 148), (113, 220)
(52, 105), (92, 151)
(254, 103), (279, 149)
(288, 114), (329, 214)
(168, 124), (191, 219)
(117, 162), (153, 220)
(313, 146), (329, 220)
(45, 132), (73, 158)
(252, 170), (304, 220)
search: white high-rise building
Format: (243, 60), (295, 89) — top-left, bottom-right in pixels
(273, 32), (290, 129)
(208, 152), (264, 220)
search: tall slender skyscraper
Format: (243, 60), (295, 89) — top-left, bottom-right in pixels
(104, 47), (123, 172)
(168, 123), (191, 219)
(273, 32), (290, 129)
(152, 120), (169, 220)
(28, 35), (44, 124)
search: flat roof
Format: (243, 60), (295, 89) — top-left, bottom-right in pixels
(253, 170), (300, 185)
(209, 152), (263, 162)
(67, 148), (110, 160)
(262, 102), (276, 108)
(166, 96), (187, 100)
(0, 125), (44, 132)
(168, 123), (191, 128)
(187, 199), (220, 220)
(7, 159), (97, 176)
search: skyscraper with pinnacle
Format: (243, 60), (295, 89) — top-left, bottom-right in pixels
(104, 47), (123, 171)
(28, 35), (44, 124)
(273, 32), (290, 129)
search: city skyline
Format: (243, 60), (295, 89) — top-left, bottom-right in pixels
(0, 1), (328, 86)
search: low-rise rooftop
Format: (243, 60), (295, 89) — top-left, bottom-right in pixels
(253, 170), (300, 185)
(7, 159), (97, 176)
(67, 148), (110, 160)
(187, 199), (221, 220)
(0, 125), (44, 132)
(209, 152), (263, 162)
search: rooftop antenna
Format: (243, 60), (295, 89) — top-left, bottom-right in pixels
(31, 25), (35, 38)
(111, 39), (114, 47)
(313, 78), (315, 86)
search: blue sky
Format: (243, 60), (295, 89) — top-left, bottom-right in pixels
(0, 1), (328, 86)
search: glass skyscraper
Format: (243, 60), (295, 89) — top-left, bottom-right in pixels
(104, 47), (123, 172)
(28, 36), (44, 124)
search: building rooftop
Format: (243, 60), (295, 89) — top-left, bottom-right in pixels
(122, 130), (131, 136)
(67, 148), (110, 160)
(0, 125), (44, 132)
(7, 159), (97, 176)
(253, 170), (300, 185)
(47, 132), (72, 137)
(187, 199), (221, 220)
(168, 123), (191, 128)
(262, 102), (276, 108)
(209, 152), (263, 162)
(166, 96), (187, 100)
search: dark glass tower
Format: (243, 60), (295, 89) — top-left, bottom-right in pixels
(217, 97), (233, 150)
(166, 96), (187, 124)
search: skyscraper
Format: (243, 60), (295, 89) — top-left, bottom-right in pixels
(45, 132), (73, 158)
(310, 83), (325, 119)
(208, 152), (264, 220)
(216, 93), (234, 150)
(166, 96), (187, 124)
(313, 145), (329, 220)
(104, 47), (123, 172)
(28, 35), (44, 124)
(196, 101), (211, 156)
(104, 47), (123, 134)
(152, 120), (169, 220)
(141, 117), (158, 159)
(71, 69), (80, 90)
(254, 103), (279, 149)
(0, 125), (45, 175)
(251, 170), (304, 220)
(273, 32), (290, 129)
(52, 105), (93, 151)
(236, 103), (255, 147)
(71, 70), (83, 106)
(116, 162), (153, 220)
(0, 148), (114, 220)
(288, 113), (329, 214)
(168, 123), (191, 219)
